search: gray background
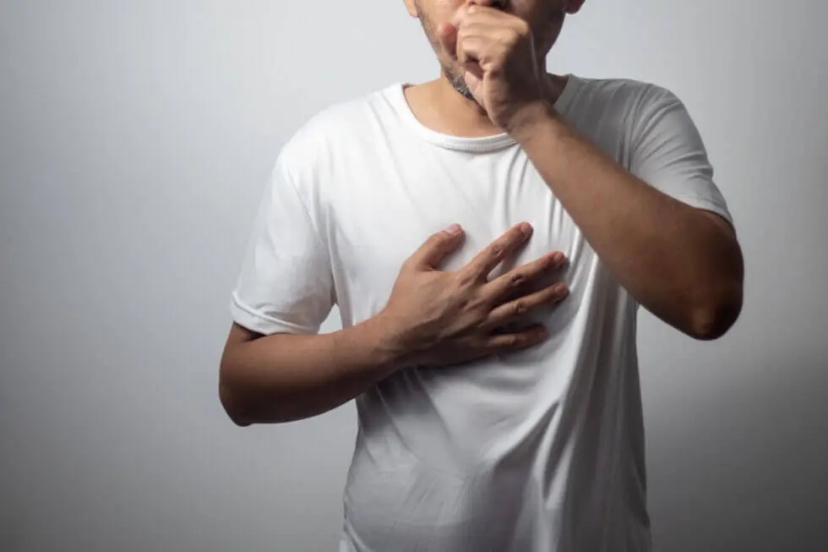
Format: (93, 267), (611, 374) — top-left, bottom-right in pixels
(1, 1), (826, 551)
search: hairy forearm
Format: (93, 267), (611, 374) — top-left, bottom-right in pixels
(219, 316), (403, 425)
(509, 102), (743, 338)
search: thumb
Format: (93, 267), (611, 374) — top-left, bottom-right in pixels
(463, 68), (482, 95)
(437, 22), (458, 61)
(411, 224), (465, 269)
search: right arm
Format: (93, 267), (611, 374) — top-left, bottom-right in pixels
(219, 318), (402, 426)
(220, 223), (569, 426)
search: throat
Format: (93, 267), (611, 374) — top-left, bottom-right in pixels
(401, 74), (567, 139)
(402, 80), (505, 138)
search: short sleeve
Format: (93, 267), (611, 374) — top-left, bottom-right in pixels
(629, 86), (733, 226)
(229, 153), (334, 335)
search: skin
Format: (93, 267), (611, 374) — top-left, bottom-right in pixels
(219, 0), (744, 426)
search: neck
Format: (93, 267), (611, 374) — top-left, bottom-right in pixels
(403, 71), (567, 139)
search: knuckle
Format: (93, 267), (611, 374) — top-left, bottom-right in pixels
(463, 295), (485, 315)
(424, 236), (441, 250)
(517, 21), (530, 36)
(513, 301), (526, 315)
(550, 252), (566, 268)
(456, 269), (477, 288)
(431, 232), (448, 244)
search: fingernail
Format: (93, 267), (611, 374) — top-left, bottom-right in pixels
(445, 224), (462, 235)
(519, 223), (533, 238)
(554, 284), (569, 301)
(551, 252), (564, 266)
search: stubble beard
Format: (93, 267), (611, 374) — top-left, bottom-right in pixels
(417, 7), (477, 101)
(444, 66), (476, 101)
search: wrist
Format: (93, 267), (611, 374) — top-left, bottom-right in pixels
(361, 310), (416, 373)
(505, 100), (561, 143)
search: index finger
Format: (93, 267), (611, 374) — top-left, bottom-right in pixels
(437, 22), (458, 61)
(461, 222), (533, 281)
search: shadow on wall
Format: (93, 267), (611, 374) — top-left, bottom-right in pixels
(647, 350), (828, 552)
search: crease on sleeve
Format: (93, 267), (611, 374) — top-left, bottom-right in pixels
(229, 291), (320, 335)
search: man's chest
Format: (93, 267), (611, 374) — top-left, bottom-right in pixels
(319, 154), (592, 325)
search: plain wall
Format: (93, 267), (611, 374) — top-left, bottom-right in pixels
(1, 1), (826, 551)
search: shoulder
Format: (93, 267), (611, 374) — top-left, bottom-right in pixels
(570, 76), (681, 113)
(566, 76), (689, 135)
(277, 85), (394, 178)
(566, 76), (694, 149)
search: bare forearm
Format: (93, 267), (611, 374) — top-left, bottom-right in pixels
(510, 103), (743, 338)
(219, 316), (403, 425)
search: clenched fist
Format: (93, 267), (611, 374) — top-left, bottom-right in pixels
(437, 3), (547, 130)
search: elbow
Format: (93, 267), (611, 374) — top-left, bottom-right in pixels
(687, 284), (744, 341)
(687, 229), (745, 341)
(218, 376), (253, 427)
(218, 363), (291, 427)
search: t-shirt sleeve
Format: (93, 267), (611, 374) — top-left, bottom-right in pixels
(628, 86), (733, 226)
(229, 152), (335, 335)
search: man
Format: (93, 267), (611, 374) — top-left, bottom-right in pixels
(219, 0), (744, 550)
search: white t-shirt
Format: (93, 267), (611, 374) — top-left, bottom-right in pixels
(230, 75), (732, 552)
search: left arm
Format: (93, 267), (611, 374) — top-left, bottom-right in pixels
(446, 4), (744, 340)
(507, 102), (744, 340)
